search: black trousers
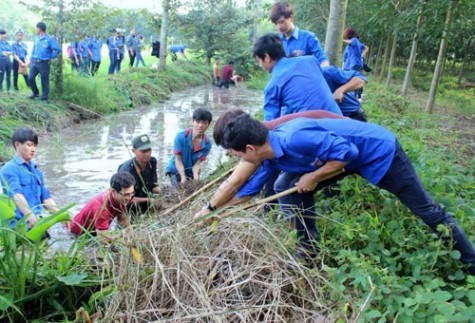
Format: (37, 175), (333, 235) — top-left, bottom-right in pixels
(28, 60), (51, 100)
(0, 59), (12, 92)
(12, 59), (29, 90)
(128, 50), (135, 67)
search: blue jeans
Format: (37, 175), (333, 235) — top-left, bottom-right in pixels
(274, 141), (475, 271)
(0, 59), (12, 91)
(28, 60), (50, 100)
(108, 51), (118, 74)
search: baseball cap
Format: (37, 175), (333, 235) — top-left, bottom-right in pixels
(131, 134), (152, 150)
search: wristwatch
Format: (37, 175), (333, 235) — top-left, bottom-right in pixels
(206, 202), (216, 212)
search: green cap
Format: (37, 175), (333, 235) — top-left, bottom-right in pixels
(131, 134), (152, 150)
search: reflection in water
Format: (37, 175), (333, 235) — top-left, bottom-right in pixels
(37, 85), (262, 213)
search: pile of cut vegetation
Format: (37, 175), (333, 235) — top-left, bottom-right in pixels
(98, 202), (345, 322)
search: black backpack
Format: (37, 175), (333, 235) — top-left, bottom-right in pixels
(151, 41), (160, 58)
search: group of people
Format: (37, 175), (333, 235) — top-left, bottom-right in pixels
(1, 1), (474, 275)
(67, 27), (149, 77)
(190, 2), (474, 275)
(0, 108), (214, 237)
(0, 22), (61, 102)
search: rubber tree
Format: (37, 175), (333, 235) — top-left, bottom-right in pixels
(425, 0), (455, 113)
(159, 0), (170, 70)
(324, 0), (348, 66)
(401, 1), (426, 96)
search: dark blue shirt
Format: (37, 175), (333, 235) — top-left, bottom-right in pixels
(321, 66), (367, 116)
(89, 39), (102, 62)
(280, 27), (329, 65)
(78, 40), (90, 58)
(11, 41), (28, 59)
(170, 45), (186, 53)
(116, 36), (125, 54)
(0, 155), (52, 220)
(0, 40), (12, 61)
(31, 34), (61, 60)
(343, 37), (366, 71)
(165, 128), (212, 177)
(237, 118), (397, 197)
(263, 56), (342, 121)
(107, 36), (117, 51)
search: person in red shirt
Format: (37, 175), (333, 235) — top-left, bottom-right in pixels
(70, 172), (135, 236)
(218, 60), (234, 88)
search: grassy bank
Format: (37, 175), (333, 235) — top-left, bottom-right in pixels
(0, 61), (211, 159)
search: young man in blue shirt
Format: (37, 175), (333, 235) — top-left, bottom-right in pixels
(165, 108), (213, 187)
(78, 35), (92, 76)
(0, 28), (13, 94)
(1, 127), (61, 229)
(11, 29), (29, 91)
(321, 66), (368, 121)
(253, 33), (341, 121)
(195, 114), (475, 274)
(269, 2), (329, 66)
(27, 22), (61, 102)
(107, 29), (118, 74)
(89, 35), (102, 76)
(170, 45), (188, 62)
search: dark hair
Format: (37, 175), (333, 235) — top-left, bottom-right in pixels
(0, 29), (6, 35)
(213, 109), (246, 146)
(269, 2), (293, 23)
(252, 33), (285, 60)
(221, 114), (268, 152)
(344, 27), (359, 40)
(36, 22), (47, 32)
(228, 60), (234, 65)
(12, 127), (38, 147)
(192, 108), (213, 123)
(110, 172), (135, 192)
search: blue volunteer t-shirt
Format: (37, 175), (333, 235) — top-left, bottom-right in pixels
(0, 155), (52, 221)
(343, 37), (366, 71)
(321, 66), (367, 116)
(281, 26), (329, 65)
(165, 128), (212, 177)
(263, 56), (342, 121)
(89, 39), (102, 62)
(31, 34), (61, 60)
(237, 118), (397, 197)
(0, 40), (12, 61)
(11, 41), (28, 59)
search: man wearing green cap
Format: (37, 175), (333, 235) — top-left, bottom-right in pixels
(118, 134), (161, 215)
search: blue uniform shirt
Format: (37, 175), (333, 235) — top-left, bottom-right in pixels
(31, 34), (61, 60)
(116, 36), (125, 54)
(78, 40), (90, 58)
(165, 128), (212, 177)
(170, 45), (186, 53)
(0, 40), (12, 61)
(0, 155), (52, 221)
(321, 66), (367, 116)
(343, 37), (366, 71)
(263, 56), (342, 121)
(107, 36), (117, 51)
(11, 41), (28, 59)
(280, 27), (329, 65)
(237, 118), (397, 197)
(89, 39), (102, 62)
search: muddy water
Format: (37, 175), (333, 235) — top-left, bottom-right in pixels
(37, 85), (262, 215)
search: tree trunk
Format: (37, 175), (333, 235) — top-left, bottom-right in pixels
(373, 42), (382, 76)
(324, 0), (348, 66)
(402, 7), (424, 96)
(250, 0), (262, 45)
(385, 31), (398, 87)
(53, 0), (65, 94)
(425, 0), (454, 113)
(159, 0), (170, 70)
(457, 37), (472, 85)
(379, 34), (391, 81)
